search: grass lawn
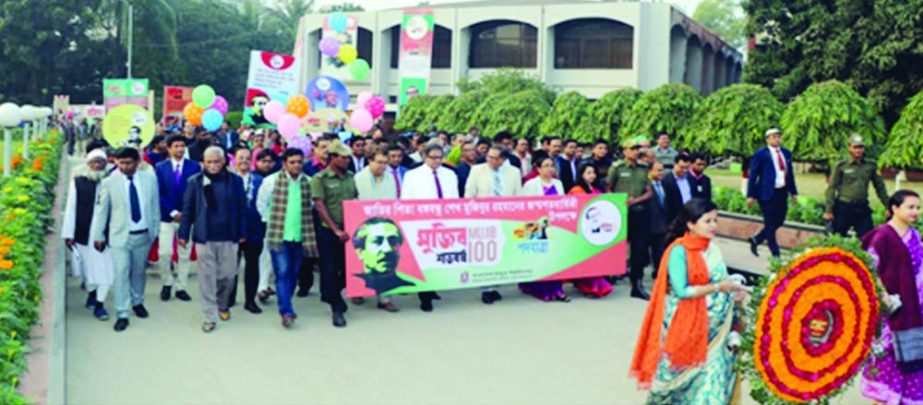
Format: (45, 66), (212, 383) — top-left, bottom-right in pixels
(707, 168), (923, 209)
(0, 139), (23, 168)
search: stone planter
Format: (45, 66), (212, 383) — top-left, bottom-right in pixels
(717, 211), (824, 249)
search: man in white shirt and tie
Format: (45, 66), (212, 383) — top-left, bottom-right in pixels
(401, 143), (458, 311)
(93, 148), (161, 332)
(464, 146), (522, 304)
(747, 128), (798, 257)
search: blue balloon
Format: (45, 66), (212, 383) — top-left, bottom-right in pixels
(329, 12), (348, 33)
(202, 108), (223, 132)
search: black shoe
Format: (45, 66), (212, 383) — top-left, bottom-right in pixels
(420, 299), (433, 312)
(491, 291), (502, 302)
(481, 291), (495, 304)
(296, 288), (310, 298)
(175, 290), (191, 301)
(132, 304), (149, 318)
(244, 302), (262, 314)
(160, 286), (171, 301)
(332, 311), (347, 328)
(85, 291), (98, 309)
(113, 318), (129, 332)
(630, 282), (650, 301)
(748, 236), (760, 257)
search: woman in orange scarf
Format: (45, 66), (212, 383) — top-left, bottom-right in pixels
(630, 199), (748, 403)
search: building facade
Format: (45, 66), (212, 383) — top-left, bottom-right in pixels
(294, 0), (743, 106)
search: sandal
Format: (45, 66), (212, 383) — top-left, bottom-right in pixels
(202, 322), (216, 333)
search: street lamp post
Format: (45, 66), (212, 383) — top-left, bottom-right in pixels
(0, 103), (23, 176)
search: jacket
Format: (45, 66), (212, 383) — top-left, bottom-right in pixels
(155, 158), (201, 222)
(747, 146), (797, 201)
(92, 170), (161, 247)
(178, 171), (247, 244)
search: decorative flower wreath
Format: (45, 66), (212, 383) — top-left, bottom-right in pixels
(739, 236), (882, 404)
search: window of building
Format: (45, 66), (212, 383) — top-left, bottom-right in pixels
(554, 18), (633, 69)
(315, 28), (373, 68)
(389, 25), (453, 69)
(469, 20), (537, 68)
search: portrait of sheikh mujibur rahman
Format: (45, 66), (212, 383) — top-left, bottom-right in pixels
(353, 218), (416, 294)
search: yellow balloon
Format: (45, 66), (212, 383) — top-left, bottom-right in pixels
(338, 45), (358, 64)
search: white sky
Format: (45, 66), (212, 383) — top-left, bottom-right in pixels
(314, 0), (704, 15)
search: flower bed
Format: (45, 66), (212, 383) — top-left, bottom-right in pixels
(0, 130), (61, 404)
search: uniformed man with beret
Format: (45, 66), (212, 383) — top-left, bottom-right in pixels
(823, 134), (889, 238)
(608, 136), (653, 300)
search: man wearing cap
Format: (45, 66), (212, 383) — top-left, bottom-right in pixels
(823, 134), (888, 238)
(607, 136), (654, 300)
(311, 139), (358, 327)
(747, 128), (798, 258)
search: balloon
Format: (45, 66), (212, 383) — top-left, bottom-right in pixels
(328, 12), (348, 33)
(183, 102), (204, 126)
(286, 95), (311, 118)
(319, 36), (341, 57)
(289, 136), (313, 157)
(338, 44), (357, 64)
(209, 95), (228, 115)
(277, 113), (302, 139)
(365, 96), (386, 119)
(349, 109), (373, 133)
(202, 108), (224, 132)
(192, 85), (216, 108)
(356, 92), (373, 107)
(264, 100), (286, 124)
(349, 59), (370, 81)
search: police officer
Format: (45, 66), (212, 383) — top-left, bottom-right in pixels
(607, 136), (653, 300)
(823, 134), (889, 238)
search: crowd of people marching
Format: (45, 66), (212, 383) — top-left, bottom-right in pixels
(57, 114), (923, 402)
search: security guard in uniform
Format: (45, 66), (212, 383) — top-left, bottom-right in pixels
(823, 134), (889, 238)
(607, 136), (653, 300)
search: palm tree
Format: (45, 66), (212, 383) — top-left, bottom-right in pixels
(263, 0), (315, 43)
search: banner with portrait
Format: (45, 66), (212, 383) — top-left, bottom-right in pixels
(398, 9), (434, 107)
(243, 50), (301, 127)
(343, 194), (628, 297)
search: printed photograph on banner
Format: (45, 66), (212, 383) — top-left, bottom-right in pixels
(343, 194), (628, 297)
(320, 15), (359, 80)
(306, 76), (349, 112)
(102, 104), (154, 148)
(398, 9), (434, 107)
(243, 50), (301, 128)
(302, 108), (347, 133)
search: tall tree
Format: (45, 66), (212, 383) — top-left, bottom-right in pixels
(263, 0), (315, 43)
(693, 0), (747, 49)
(744, 0), (923, 127)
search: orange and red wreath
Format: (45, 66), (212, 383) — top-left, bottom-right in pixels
(752, 247), (879, 402)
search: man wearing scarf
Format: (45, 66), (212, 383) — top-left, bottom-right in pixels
(62, 149), (115, 321)
(178, 146), (247, 333)
(256, 148), (319, 329)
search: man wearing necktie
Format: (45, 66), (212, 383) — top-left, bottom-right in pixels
(92, 148), (161, 332)
(401, 143), (459, 312)
(464, 146), (522, 304)
(154, 135), (201, 302)
(747, 128), (798, 258)
(645, 162), (669, 279)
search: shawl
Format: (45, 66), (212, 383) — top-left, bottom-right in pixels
(861, 224), (923, 332)
(265, 172), (318, 257)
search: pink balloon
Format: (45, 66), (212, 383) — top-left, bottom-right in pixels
(264, 100), (286, 124)
(365, 96), (386, 119)
(289, 136), (313, 156)
(209, 95), (228, 115)
(350, 109), (373, 133)
(278, 113), (302, 139)
(319, 36), (341, 57)
(356, 91), (373, 108)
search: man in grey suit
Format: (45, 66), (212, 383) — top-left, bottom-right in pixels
(93, 148), (161, 332)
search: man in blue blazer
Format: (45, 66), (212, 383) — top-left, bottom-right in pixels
(154, 135), (201, 302)
(747, 128), (798, 257)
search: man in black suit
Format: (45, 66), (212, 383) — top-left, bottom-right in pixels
(660, 153), (693, 227)
(216, 121), (239, 151)
(491, 131), (522, 173)
(688, 153), (712, 201)
(646, 161), (669, 279)
(556, 139), (580, 192)
(747, 128), (798, 257)
(347, 136), (367, 174)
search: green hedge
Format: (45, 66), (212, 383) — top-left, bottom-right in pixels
(540, 91), (592, 141)
(585, 88), (642, 144)
(0, 131), (62, 404)
(880, 90), (923, 169)
(683, 84), (784, 157)
(619, 83), (701, 144)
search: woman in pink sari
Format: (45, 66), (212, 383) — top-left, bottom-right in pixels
(567, 163), (613, 298)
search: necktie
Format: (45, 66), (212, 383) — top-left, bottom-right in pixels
(775, 149), (786, 173)
(392, 168), (401, 198)
(433, 170), (444, 199)
(654, 182), (665, 206)
(174, 163), (182, 187)
(128, 176), (141, 223)
(492, 170), (503, 197)
(571, 159), (577, 183)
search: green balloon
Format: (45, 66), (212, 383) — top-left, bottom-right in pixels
(349, 59), (371, 81)
(192, 85), (216, 108)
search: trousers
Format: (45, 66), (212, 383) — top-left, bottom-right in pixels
(832, 200), (874, 239)
(110, 234), (152, 319)
(755, 188), (789, 257)
(158, 221), (191, 291)
(316, 225), (348, 313)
